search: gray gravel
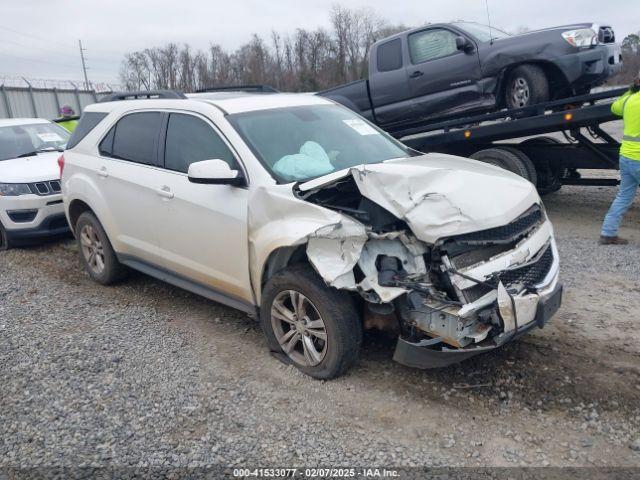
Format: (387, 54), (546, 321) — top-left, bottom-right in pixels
(2, 179), (640, 471)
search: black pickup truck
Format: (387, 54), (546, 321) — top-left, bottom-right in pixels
(320, 22), (622, 131)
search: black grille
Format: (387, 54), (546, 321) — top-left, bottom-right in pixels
(28, 180), (61, 196)
(49, 180), (61, 193)
(7, 209), (37, 223)
(498, 245), (554, 288)
(447, 205), (543, 245)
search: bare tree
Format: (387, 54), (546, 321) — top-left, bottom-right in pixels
(119, 5), (408, 92)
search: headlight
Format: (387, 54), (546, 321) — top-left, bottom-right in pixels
(562, 28), (598, 47)
(0, 183), (32, 196)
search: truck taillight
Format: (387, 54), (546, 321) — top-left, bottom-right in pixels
(57, 154), (65, 177)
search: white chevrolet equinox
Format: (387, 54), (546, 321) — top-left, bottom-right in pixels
(61, 90), (562, 379)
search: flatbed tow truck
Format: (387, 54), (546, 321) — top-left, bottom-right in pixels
(389, 87), (627, 194)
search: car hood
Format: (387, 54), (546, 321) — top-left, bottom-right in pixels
(297, 153), (541, 244)
(0, 151), (61, 183)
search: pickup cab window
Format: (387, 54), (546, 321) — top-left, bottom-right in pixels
(408, 29), (459, 64)
(377, 38), (403, 72)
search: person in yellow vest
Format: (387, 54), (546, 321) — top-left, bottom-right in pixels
(57, 105), (78, 133)
(600, 76), (640, 245)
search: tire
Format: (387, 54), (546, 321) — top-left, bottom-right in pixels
(470, 148), (530, 180)
(260, 264), (362, 380)
(505, 64), (550, 109)
(520, 136), (564, 195)
(497, 146), (538, 186)
(0, 222), (10, 251)
(75, 211), (128, 285)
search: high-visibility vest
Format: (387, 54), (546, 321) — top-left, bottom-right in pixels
(611, 90), (640, 161)
(57, 119), (78, 133)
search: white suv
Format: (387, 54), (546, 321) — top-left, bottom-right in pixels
(0, 118), (71, 249)
(61, 90), (562, 379)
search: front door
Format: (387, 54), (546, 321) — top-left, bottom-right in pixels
(155, 111), (253, 305)
(406, 27), (484, 120)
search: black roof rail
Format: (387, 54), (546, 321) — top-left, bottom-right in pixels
(195, 85), (279, 93)
(98, 90), (187, 103)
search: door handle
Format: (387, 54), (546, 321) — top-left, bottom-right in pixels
(97, 166), (108, 178)
(156, 185), (174, 199)
(409, 70), (424, 78)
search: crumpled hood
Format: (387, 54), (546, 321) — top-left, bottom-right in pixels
(0, 151), (61, 183)
(298, 153), (541, 244)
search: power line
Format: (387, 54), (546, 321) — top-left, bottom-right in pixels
(0, 24), (125, 61)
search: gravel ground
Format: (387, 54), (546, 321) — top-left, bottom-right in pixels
(2, 168), (640, 472)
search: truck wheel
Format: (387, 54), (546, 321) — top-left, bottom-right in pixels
(470, 148), (530, 180)
(497, 147), (538, 186)
(260, 264), (362, 380)
(520, 137), (564, 195)
(75, 211), (128, 285)
(0, 222), (10, 251)
(505, 65), (550, 109)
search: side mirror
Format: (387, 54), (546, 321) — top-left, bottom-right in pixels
(187, 159), (245, 186)
(455, 36), (474, 53)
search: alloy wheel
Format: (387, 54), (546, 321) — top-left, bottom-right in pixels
(270, 290), (328, 367)
(511, 77), (530, 108)
(80, 224), (105, 275)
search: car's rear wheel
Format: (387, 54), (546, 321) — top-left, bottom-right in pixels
(75, 211), (128, 285)
(260, 264), (362, 379)
(0, 222), (10, 251)
(505, 64), (550, 109)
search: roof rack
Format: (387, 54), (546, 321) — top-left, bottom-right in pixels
(98, 90), (187, 103)
(195, 85), (279, 94)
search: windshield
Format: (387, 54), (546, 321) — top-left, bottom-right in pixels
(227, 104), (412, 183)
(455, 22), (510, 42)
(0, 122), (69, 161)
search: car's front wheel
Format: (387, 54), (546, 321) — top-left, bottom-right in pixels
(505, 64), (550, 109)
(0, 222), (10, 251)
(260, 265), (362, 379)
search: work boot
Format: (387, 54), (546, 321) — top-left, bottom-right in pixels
(599, 235), (629, 245)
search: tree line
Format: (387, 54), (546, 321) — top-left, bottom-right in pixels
(120, 7), (640, 93)
(119, 6), (407, 93)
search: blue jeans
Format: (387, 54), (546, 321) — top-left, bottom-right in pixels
(601, 156), (640, 237)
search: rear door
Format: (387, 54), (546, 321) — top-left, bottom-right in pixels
(154, 111), (253, 305)
(405, 27), (484, 120)
(96, 111), (167, 265)
(367, 38), (414, 126)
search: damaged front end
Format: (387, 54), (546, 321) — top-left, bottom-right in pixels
(296, 158), (562, 369)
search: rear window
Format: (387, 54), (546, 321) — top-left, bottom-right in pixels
(109, 112), (163, 165)
(66, 112), (107, 149)
(377, 39), (403, 72)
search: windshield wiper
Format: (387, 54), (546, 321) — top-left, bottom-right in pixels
(17, 151), (38, 158)
(16, 147), (64, 158)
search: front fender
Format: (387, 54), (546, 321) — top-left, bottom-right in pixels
(248, 185), (351, 303)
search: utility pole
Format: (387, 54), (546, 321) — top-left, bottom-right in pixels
(78, 39), (90, 91)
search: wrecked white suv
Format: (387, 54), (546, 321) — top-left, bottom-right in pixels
(61, 90), (562, 379)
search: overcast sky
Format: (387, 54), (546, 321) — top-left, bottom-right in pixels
(1, 0), (638, 87)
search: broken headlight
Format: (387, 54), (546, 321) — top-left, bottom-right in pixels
(562, 28), (598, 48)
(0, 183), (31, 196)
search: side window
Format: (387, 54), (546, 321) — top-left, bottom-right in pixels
(164, 113), (236, 174)
(99, 126), (115, 156)
(67, 112), (108, 149)
(408, 29), (459, 64)
(376, 39), (403, 72)
(110, 112), (163, 165)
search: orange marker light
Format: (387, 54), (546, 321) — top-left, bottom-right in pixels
(564, 112), (573, 121)
(464, 130), (472, 139)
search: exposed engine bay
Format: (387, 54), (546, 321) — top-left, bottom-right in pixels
(292, 159), (562, 367)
